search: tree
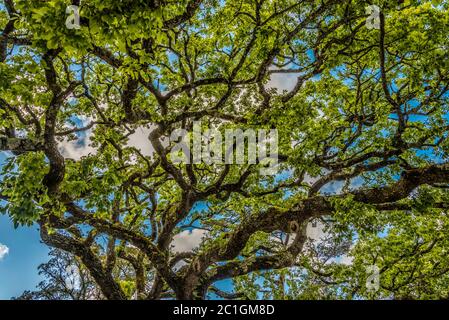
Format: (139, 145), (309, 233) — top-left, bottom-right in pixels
(14, 248), (104, 300)
(1, 0), (449, 300)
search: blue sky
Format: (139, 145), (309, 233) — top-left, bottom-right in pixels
(0, 214), (49, 299)
(0, 151), (49, 300)
(0, 204), (231, 300)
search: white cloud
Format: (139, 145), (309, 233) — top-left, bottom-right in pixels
(306, 220), (326, 241)
(321, 180), (344, 195)
(58, 116), (97, 160)
(59, 135), (97, 160)
(303, 173), (320, 185)
(306, 221), (355, 266)
(0, 243), (9, 260)
(267, 69), (301, 92)
(58, 121), (159, 161)
(171, 229), (208, 254)
(127, 125), (157, 157)
(336, 254), (354, 266)
(327, 253), (354, 266)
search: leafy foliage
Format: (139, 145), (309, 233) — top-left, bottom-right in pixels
(1, 0), (449, 300)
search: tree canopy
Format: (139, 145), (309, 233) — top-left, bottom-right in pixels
(1, 0), (449, 300)
(14, 248), (104, 300)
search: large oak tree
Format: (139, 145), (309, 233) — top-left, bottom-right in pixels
(1, 0), (449, 299)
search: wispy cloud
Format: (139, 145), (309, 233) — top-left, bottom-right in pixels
(0, 243), (9, 260)
(58, 116), (97, 160)
(171, 229), (208, 254)
(127, 125), (157, 158)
